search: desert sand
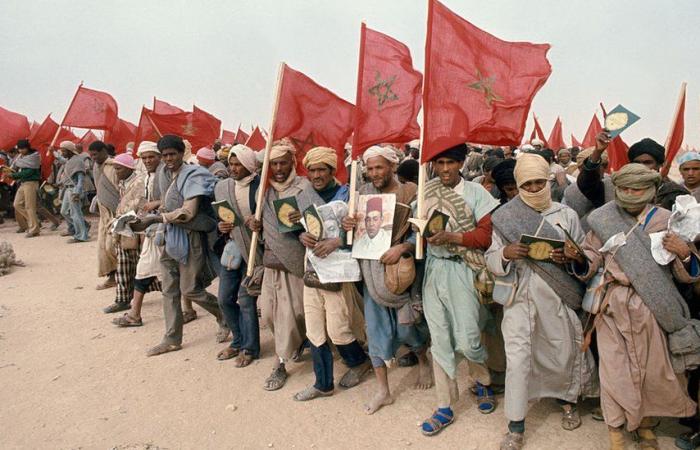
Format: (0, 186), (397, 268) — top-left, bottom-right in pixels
(0, 218), (685, 449)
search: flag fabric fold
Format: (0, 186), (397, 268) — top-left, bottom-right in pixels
(663, 83), (686, 169)
(153, 98), (184, 114)
(272, 64), (355, 182)
(104, 118), (137, 154)
(62, 86), (118, 130)
(221, 129), (237, 145)
(236, 126), (250, 145)
(352, 24), (422, 158)
(529, 114), (548, 145)
(571, 134), (581, 148)
(547, 117), (565, 150)
(245, 126), (266, 151)
(0, 106), (30, 150)
(422, 0), (552, 161)
(193, 105), (222, 139)
(143, 109), (218, 151)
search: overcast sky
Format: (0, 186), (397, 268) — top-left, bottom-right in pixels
(1, 0), (699, 149)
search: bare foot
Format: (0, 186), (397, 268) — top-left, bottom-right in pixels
(364, 390), (393, 415)
(414, 360), (434, 390)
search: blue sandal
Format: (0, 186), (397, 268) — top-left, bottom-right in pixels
(421, 408), (454, 436)
(476, 383), (496, 414)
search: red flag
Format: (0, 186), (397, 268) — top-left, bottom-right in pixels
(30, 115), (60, 180)
(57, 127), (79, 144)
(105, 118), (137, 154)
(0, 106), (30, 150)
(153, 98), (184, 114)
(62, 85), (118, 130)
(422, 0), (552, 161)
(145, 110), (219, 150)
(272, 64), (354, 182)
(547, 117), (565, 150)
(193, 105), (222, 139)
(79, 130), (99, 148)
(352, 24), (422, 158)
(133, 107), (160, 151)
(29, 121), (40, 137)
(221, 129), (237, 145)
(581, 114), (602, 148)
(571, 134), (581, 148)
(530, 114), (548, 145)
(245, 126), (267, 151)
(236, 126), (250, 144)
(661, 83), (686, 176)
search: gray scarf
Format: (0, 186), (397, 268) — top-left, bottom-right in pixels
(261, 176), (320, 277)
(215, 178), (262, 265)
(94, 161), (120, 214)
(491, 196), (585, 309)
(63, 154), (88, 181)
(588, 201), (700, 366)
(12, 152), (40, 170)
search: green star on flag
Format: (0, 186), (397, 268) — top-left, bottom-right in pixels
(368, 71), (399, 110)
(467, 70), (502, 106)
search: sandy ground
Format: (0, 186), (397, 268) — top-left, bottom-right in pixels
(0, 217), (687, 450)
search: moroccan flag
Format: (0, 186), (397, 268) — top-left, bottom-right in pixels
(104, 118), (137, 154)
(529, 114), (548, 145)
(607, 136), (629, 172)
(145, 110), (219, 150)
(79, 130), (99, 148)
(236, 126), (250, 144)
(153, 98), (184, 114)
(581, 114), (602, 148)
(29, 121), (40, 138)
(352, 23), (422, 158)
(30, 114), (59, 180)
(0, 106), (30, 150)
(422, 0), (552, 161)
(571, 134), (581, 148)
(272, 64), (354, 182)
(62, 85), (118, 130)
(133, 107), (159, 151)
(193, 105), (222, 138)
(547, 117), (565, 150)
(662, 82), (686, 173)
(246, 126), (267, 151)
(58, 127), (79, 144)
(221, 129), (237, 145)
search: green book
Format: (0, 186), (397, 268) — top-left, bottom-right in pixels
(519, 234), (564, 263)
(273, 196), (303, 233)
(303, 204), (324, 240)
(212, 199), (240, 225)
(604, 104), (640, 138)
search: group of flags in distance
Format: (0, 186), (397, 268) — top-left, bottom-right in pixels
(0, 0), (688, 183)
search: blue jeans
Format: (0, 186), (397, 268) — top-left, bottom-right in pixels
(218, 263), (259, 357)
(60, 188), (89, 241)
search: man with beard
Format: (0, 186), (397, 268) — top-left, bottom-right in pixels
(342, 145), (431, 415)
(246, 140), (312, 391)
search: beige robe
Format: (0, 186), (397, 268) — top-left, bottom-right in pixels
(577, 205), (697, 431)
(485, 203), (599, 422)
(96, 161), (119, 276)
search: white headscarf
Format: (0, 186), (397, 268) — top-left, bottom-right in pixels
(362, 145), (399, 164)
(136, 141), (159, 156)
(229, 144), (258, 174)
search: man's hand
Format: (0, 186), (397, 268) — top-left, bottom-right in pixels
(218, 221), (234, 234)
(380, 243), (410, 265)
(663, 233), (691, 261)
(590, 131), (611, 163)
(503, 243), (529, 261)
(287, 210), (301, 224)
(550, 248), (571, 265)
(141, 200), (160, 212)
(563, 240), (585, 264)
(299, 232), (318, 249)
(426, 231), (458, 247)
(341, 215), (357, 232)
(245, 216), (262, 232)
(313, 238), (341, 258)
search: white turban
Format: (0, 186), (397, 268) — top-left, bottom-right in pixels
(136, 141), (160, 156)
(230, 144), (258, 174)
(362, 145), (400, 165)
(59, 141), (78, 154)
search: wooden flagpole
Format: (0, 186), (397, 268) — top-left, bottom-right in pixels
(50, 81), (83, 148)
(346, 21), (367, 246)
(246, 62), (286, 277)
(660, 81), (687, 178)
(415, 0), (435, 261)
